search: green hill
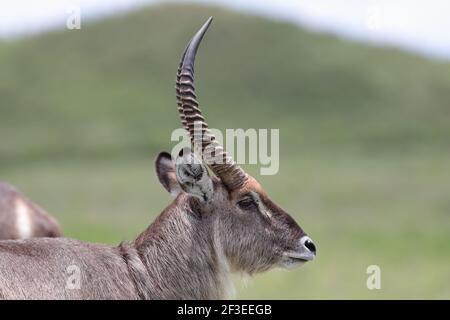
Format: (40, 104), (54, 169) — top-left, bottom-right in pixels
(0, 4), (449, 299)
(1, 4), (449, 164)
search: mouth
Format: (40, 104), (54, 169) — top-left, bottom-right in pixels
(281, 251), (315, 269)
(288, 257), (309, 263)
(286, 253), (314, 263)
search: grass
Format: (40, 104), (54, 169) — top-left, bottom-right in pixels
(1, 151), (449, 299)
(0, 3), (449, 299)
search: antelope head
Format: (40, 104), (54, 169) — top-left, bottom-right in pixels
(156, 17), (316, 276)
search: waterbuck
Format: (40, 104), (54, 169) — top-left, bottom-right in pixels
(0, 182), (62, 240)
(0, 17), (315, 299)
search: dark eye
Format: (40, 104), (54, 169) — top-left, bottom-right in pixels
(237, 197), (257, 211)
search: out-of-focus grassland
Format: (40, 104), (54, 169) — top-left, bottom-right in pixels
(0, 4), (449, 299)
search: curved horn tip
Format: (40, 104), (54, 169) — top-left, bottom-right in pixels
(200, 16), (213, 36)
(204, 16), (213, 28)
(192, 17), (213, 41)
(181, 17), (214, 71)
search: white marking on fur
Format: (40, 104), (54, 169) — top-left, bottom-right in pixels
(170, 189), (180, 198)
(213, 219), (235, 299)
(15, 199), (33, 239)
(252, 192), (272, 218)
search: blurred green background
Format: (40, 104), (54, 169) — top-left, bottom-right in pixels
(1, 3), (449, 299)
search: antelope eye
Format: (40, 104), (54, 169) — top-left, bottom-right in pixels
(237, 197), (257, 211)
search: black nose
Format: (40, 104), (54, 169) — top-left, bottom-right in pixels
(304, 239), (316, 254)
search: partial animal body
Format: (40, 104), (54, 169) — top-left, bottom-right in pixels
(0, 182), (61, 240)
(0, 17), (315, 299)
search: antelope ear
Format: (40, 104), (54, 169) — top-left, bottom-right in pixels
(155, 152), (182, 197)
(175, 148), (213, 203)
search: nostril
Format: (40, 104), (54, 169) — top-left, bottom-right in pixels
(304, 239), (316, 254)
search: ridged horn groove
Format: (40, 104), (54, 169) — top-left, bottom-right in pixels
(175, 17), (248, 190)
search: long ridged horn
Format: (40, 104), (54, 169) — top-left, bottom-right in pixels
(175, 17), (248, 190)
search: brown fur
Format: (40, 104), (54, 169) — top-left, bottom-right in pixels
(0, 153), (313, 299)
(0, 18), (315, 299)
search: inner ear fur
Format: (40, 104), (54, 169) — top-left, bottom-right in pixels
(175, 149), (214, 203)
(155, 152), (182, 197)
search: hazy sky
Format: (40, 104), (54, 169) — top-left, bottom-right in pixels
(1, 0), (449, 60)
